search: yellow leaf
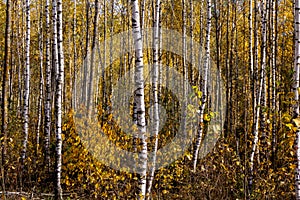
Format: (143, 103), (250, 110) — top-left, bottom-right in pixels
(162, 190), (168, 194)
(290, 164), (296, 170)
(221, 163), (228, 171)
(204, 114), (211, 122)
(65, 179), (70, 186)
(197, 91), (202, 98)
(293, 118), (300, 127)
(285, 123), (293, 129)
(186, 153), (192, 161)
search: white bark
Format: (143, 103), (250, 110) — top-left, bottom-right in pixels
(294, 0), (300, 198)
(192, 0), (211, 172)
(36, 6), (44, 162)
(54, 0), (64, 198)
(21, 0), (31, 185)
(44, 0), (51, 171)
(271, 0), (277, 167)
(131, 0), (147, 198)
(249, 0), (267, 194)
(146, 0), (160, 197)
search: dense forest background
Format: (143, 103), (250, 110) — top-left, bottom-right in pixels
(0, 0), (299, 199)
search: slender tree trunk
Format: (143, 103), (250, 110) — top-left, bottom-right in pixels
(44, 0), (52, 172)
(82, 0), (90, 105)
(248, 2), (254, 177)
(249, 0), (267, 196)
(54, 0), (64, 198)
(271, 0), (278, 168)
(87, 0), (99, 118)
(102, 0), (107, 124)
(294, 0), (300, 198)
(181, 0), (188, 142)
(215, 0), (223, 137)
(189, 0), (194, 84)
(16, 1), (22, 117)
(1, 0), (11, 197)
(131, 0), (147, 198)
(72, 0), (77, 110)
(140, 0), (146, 39)
(192, 0), (211, 172)
(36, 3), (44, 167)
(224, 0), (230, 137)
(21, 0), (31, 189)
(146, 0), (160, 197)
(260, 0), (268, 163)
(108, 0), (115, 114)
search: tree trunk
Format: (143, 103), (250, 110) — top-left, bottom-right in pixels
(54, 0), (64, 198)
(271, 0), (278, 169)
(87, 0), (100, 118)
(1, 0), (11, 197)
(294, 0), (300, 198)
(146, 0), (161, 197)
(192, 0), (211, 172)
(131, 0), (147, 198)
(249, 0), (267, 196)
(36, 3), (44, 169)
(21, 0), (31, 189)
(44, 0), (52, 172)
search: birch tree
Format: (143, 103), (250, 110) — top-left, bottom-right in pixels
(36, 3), (44, 166)
(249, 0), (267, 195)
(192, 0), (211, 172)
(131, 0), (147, 198)
(260, 0), (268, 162)
(146, 0), (160, 197)
(21, 0), (31, 188)
(271, 0), (277, 167)
(54, 0), (64, 198)
(294, 0), (300, 198)
(44, 0), (51, 171)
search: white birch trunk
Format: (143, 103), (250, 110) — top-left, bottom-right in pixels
(44, 0), (51, 171)
(54, 0), (64, 198)
(21, 0), (31, 186)
(294, 0), (300, 198)
(192, 0), (211, 172)
(146, 0), (160, 197)
(131, 0), (147, 198)
(36, 6), (44, 163)
(271, 0), (277, 167)
(260, 0), (268, 161)
(249, 0), (267, 195)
